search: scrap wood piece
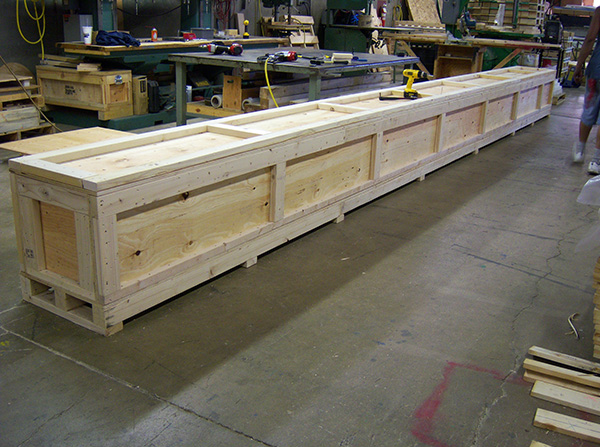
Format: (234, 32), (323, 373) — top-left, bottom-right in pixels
(533, 408), (600, 443)
(405, 0), (443, 25)
(524, 371), (600, 397)
(531, 381), (600, 416)
(528, 346), (600, 375)
(530, 441), (553, 447)
(523, 358), (600, 389)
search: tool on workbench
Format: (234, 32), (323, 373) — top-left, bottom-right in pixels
(257, 50), (298, 63)
(243, 20), (250, 39)
(206, 42), (243, 56)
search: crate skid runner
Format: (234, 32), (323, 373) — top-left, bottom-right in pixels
(9, 67), (554, 335)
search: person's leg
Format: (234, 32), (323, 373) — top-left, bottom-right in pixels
(589, 127), (600, 174)
(581, 121), (593, 142)
(576, 78), (600, 162)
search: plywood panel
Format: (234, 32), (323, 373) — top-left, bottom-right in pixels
(117, 170), (271, 284)
(381, 117), (437, 175)
(417, 84), (468, 96)
(284, 138), (372, 215)
(63, 132), (243, 173)
(485, 94), (514, 131)
(40, 202), (79, 282)
(238, 109), (346, 132)
(518, 87), (539, 117)
(443, 104), (483, 149)
(345, 97), (406, 109)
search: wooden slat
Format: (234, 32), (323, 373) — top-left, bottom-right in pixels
(530, 441), (553, 447)
(523, 358), (600, 389)
(533, 408), (600, 443)
(0, 127), (131, 155)
(524, 371), (600, 397)
(531, 381), (600, 416)
(528, 346), (600, 375)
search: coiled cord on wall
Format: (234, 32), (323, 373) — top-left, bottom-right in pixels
(16, 0), (46, 59)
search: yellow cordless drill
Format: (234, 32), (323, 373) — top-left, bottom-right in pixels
(403, 69), (429, 100)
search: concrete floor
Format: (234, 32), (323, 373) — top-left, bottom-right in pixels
(2, 89), (600, 447)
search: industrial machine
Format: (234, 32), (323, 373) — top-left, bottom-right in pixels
(440, 0), (476, 37)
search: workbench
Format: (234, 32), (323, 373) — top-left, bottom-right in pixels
(382, 32), (563, 77)
(168, 47), (419, 125)
(57, 37), (289, 74)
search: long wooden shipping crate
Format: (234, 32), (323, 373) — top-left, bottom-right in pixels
(9, 67), (554, 335)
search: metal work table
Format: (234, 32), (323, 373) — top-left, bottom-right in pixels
(168, 47), (419, 125)
(57, 37), (288, 74)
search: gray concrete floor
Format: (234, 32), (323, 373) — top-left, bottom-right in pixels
(1, 89), (600, 447)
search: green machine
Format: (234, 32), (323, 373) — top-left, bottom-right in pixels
(323, 0), (374, 52)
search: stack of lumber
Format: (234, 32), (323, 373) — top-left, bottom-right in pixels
(261, 15), (319, 48)
(0, 74), (43, 137)
(524, 346), (600, 443)
(594, 256), (600, 359)
(468, 0), (544, 34)
(39, 54), (101, 72)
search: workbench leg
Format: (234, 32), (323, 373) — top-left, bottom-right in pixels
(175, 61), (187, 126)
(308, 73), (321, 101)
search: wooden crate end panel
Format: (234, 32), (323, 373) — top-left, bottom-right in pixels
(380, 117), (438, 176)
(116, 169), (271, 285)
(40, 202), (79, 283)
(442, 104), (484, 150)
(284, 138), (372, 216)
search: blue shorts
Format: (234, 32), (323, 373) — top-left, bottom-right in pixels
(582, 78), (600, 126)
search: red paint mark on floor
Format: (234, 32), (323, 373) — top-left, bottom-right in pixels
(411, 361), (527, 446)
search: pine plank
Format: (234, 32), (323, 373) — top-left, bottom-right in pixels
(531, 381), (600, 416)
(523, 358), (600, 389)
(528, 346), (600, 375)
(533, 408), (600, 443)
(523, 371), (600, 397)
(530, 442), (553, 447)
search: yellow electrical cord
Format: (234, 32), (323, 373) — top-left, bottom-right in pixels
(16, 0), (46, 59)
(264, 59), (279, 108)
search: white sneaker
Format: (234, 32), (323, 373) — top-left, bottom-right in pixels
(589, 160), (600, 175)
(573, 142), (584, 163)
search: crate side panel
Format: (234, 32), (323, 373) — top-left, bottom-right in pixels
(41, 78), (104, 108)
(443, 104), (483, 149)
(117, 169), (271, 284)
(284, 137), (372, 215)
(518, 86), (539, 117)
(40, 202), (79, 282)
(381, 117), (437, 176)
(541, 83), (552, 106)
(486, 94), (514, 131)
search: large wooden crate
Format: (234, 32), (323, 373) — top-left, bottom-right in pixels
(36, 66), (133, 120)
(9, 67), (554, 335)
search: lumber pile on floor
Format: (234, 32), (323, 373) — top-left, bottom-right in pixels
(594, 257), (600, 359)
(525, 346), (600, 444)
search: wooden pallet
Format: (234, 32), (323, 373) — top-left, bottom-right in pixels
(9, 67), (554, 335)
(0, 122), (53, 143)
(552, 93), (566, 105)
